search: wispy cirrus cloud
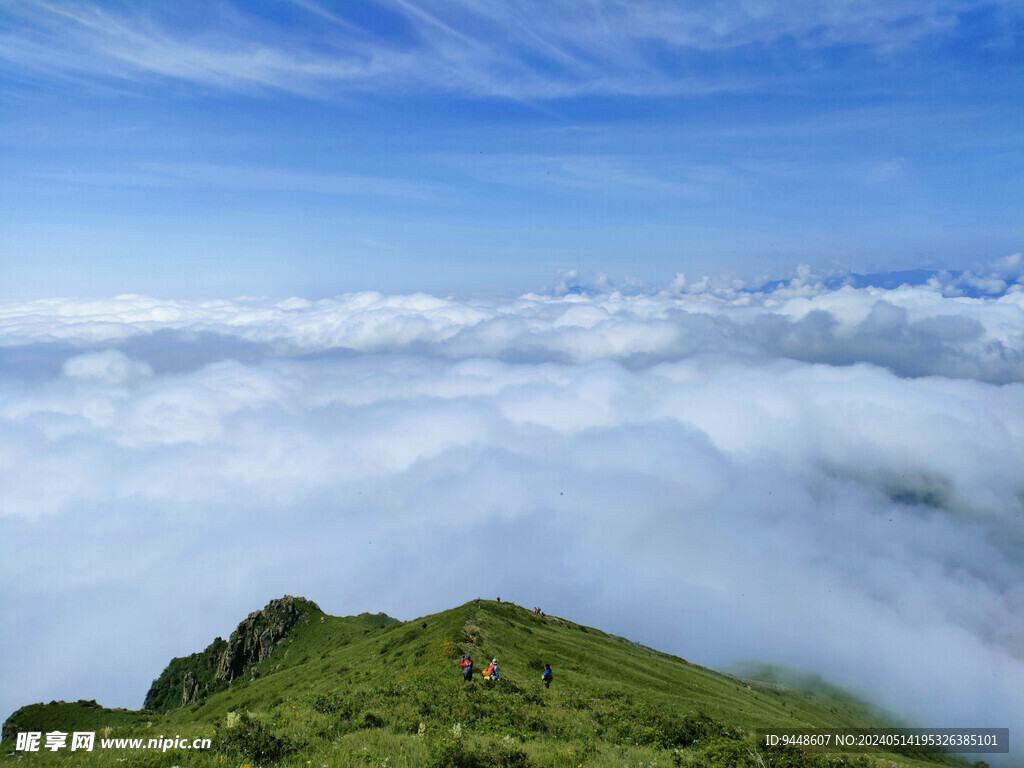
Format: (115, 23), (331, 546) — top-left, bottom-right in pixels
(21, 162), (442, 201)
(2, 0), (1018, 100)
(443, 153), (747, 200)
(1, 0), (401, 96)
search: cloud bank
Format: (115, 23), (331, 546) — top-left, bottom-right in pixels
(1, 268), (1022, 761)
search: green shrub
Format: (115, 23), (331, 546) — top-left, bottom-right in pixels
(218, 712), (294, 765)
(426, 736), (533, 768)
(359, 710), (386, 729)
(309, 692), (344, 714)
(427, 736), (483, 768)
(481, 742), (532, 768)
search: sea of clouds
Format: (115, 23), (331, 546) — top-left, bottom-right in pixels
(1, 260), (1022, 761)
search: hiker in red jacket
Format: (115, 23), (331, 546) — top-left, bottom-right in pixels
(482, 658), (500, 681)
(460, 655), (474, 682)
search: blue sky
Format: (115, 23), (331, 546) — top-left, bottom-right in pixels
(2, 0), (1022, 298)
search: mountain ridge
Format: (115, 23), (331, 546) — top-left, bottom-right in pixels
(2, 596), (967, 768)
(144, 595), (327, 712)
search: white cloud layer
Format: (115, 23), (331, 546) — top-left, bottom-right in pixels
(1, 273), (1022, 761)
(62, 349), (154, 384)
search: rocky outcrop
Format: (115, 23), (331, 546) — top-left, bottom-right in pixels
(144, 596), (321, 712)
(216, 596), (319, 682)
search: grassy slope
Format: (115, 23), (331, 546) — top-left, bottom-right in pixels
(2, 599), (961, 768)
(1, 700), (152, 742)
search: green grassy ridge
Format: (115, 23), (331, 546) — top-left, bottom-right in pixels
(2, 598), (963, 768)
(1, 699), (152, 743)
(723, 662), (900, 725)
(143, 635), (231, 714)
(145, 596), (381, 713)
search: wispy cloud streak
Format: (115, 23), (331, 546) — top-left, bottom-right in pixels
(2, 0), (1018, 99)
